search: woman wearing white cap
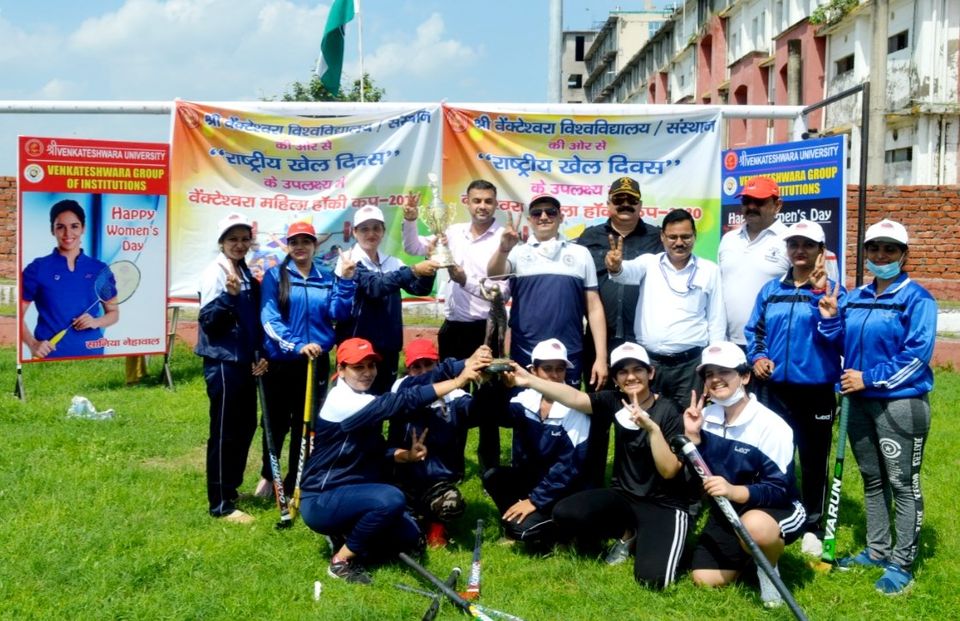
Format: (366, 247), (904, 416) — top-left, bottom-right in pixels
(817, 218), (936, 595)
(256, 221), (357, 498)
(335, 205), (440, 394)
(506, 342), (692, 589)
(744, 220), (845, 557)
(683, 341), (805, 609)
(195, 213), (269, 523)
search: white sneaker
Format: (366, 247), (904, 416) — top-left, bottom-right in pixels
(254, 477), (273, 498)
(757, 564), (784, 609)
(801, 532), (823, 558)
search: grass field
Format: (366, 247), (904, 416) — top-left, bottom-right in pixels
(1, 344), (959, 620)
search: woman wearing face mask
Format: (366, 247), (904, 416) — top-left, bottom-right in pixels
(817, 218), (936, 596)
(335, 206), (439, 395)
(257, 221), (357, 498)
(299, 338), (484, 585)
(744, 220), (845, 558)
(683, 342), (804, 610)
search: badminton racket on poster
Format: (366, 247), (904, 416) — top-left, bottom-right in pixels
(48, 260), (142, 346)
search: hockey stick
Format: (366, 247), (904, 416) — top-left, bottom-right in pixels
(463, 519), (484, 600)
(820, 395), (850, 565)
(670, 435), (809, 621)
(290, 357), (316, 521)
(254, 353), (292, 529)
(398, 553), (526, 621)
(423, 567), (461, 621)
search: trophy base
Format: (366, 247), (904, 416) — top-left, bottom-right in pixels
(484, 358), (513, 374)
(429, 248), (456, 268)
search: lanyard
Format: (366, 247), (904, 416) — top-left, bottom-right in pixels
(658, 254), (698, 296)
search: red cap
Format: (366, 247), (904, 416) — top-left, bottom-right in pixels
(404, 339), (439, 366)
(286, 221), (317, 241)
(336, 338), (382, 365)
(736, 176), (779, 199)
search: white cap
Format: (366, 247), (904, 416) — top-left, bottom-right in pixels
(784, 220), (825, 243)
(217, 212), (252, 242)
(610, 342), (651, 369)
(353, 205), (385, 227)
(864, 218), (909, 245)
(696, 341), (747, 372)
(530, 338), (573, 368)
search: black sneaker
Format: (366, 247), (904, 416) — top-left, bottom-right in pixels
(604, 537), (634, 566)
(327, 558), (372, 585)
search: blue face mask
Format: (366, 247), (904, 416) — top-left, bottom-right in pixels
(866, 258), (902, 280)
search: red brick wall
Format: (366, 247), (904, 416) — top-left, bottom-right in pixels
(2, 177), (959, 298)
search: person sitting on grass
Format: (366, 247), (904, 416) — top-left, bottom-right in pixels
(482, 338), (591, 550)
(505, 342), (693, 588)
(387, 339), (496, 548)
(298, 338), (485, 585)
(682, 341), (805, 609)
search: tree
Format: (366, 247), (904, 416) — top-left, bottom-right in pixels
(274, 73), (385, 102)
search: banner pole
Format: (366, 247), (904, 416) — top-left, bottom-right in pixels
(162, 305), (179, 389)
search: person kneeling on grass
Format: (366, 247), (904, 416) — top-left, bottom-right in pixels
(483, 338), (591, 550)
(506, 342), (693, 588)
(387, 339), (497, 548)
(683, 342), (805, 609)
(298, 337), (485, 584)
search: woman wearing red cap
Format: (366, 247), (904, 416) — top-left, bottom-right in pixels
(256, 221), (357, 498)
(195, 213), (268, 523)
(298, 337), (484, 584)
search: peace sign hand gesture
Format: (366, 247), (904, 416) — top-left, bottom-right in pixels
(682, 390), (706, 443)
(605, 234), (624, 275)
(337, 247), (358, 280)
(219, 261), (242, 296)
(818, 280), (842, 319)
(807, 252), (828, 290)
(407, 428), (428, 463)
(402, 195), (420, 222)
(499, 212), (521, 253)
(621, 391), (654, 432)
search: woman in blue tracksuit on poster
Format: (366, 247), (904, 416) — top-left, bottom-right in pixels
(818, 218), (937, 596)
(258, 221), (357, 497)
(299, 337), (485, 585)
(745, 220), (845, 557)
(334, 205), (439, 395)
(196, 213), (268, 523)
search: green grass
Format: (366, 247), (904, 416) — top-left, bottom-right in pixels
(1, 346), (959, 620)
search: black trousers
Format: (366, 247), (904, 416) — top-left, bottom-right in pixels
(482, 466), (557, 546)
(649, 353), (701, 415)
(260, 356), (330, 495)
(204, 358), (258, 516)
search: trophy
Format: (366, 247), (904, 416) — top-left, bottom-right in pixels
(480, 278), (513, 374)
(422, 173), (456, 267)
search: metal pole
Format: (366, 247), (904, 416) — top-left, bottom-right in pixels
(547, 0), (562, 102)
(356, 0), (365, 102)
(857, 81), (871, 286)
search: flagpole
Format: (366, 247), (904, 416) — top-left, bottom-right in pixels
(356, 0), (365, 102)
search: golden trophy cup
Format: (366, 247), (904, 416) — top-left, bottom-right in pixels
(423, 173), (456, 267)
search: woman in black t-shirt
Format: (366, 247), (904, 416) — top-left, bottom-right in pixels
(504, 342), (693, 588)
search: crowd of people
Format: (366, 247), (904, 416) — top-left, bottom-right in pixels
(194, 175), (937, 603)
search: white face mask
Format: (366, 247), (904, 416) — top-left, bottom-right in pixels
(536, 238), (561, 260)
(711, 386), (745, 407)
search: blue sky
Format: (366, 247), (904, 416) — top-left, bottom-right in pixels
(0, 0), (670, 174)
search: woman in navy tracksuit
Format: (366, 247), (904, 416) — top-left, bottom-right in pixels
(334, 205), (438, 395)
(259, 221), (356, 496)
(745, 220), (845, 554)
(196, 213), (268, 523)
(299, 337), (483, 584)
(818, 218), (936, 595)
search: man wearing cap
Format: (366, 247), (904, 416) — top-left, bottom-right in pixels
(487, 194), (608, 389)
(744, 219), (844, 558)
(387, 340), (495, 547)
(336, 205), (440, 394)
(482, 338), (591, 547)
(607, 209), (725, 414)
(718, 176), (790, 349)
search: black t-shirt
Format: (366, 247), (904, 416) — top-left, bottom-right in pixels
(587, 391), (692, 512)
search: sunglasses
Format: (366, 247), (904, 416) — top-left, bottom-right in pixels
(611, 195), (640, 206)
(529, 206), (560, 219)
(740, 197), (771, 207)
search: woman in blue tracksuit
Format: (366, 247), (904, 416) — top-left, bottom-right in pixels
(299, 337), (484, 585)
(745, 220), (845, 556)
(259, 221), (357, 497)
(482, 338), (591, 548)
(334, 205), (438, 395)
(683, 341), (805, 609)
(818, 218), (936, 596)
(196, 213), (268, 523)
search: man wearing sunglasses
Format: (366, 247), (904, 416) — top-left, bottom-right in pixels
(573, 176), (663, 487)
(487, 194), (608, 392)
(717, 176), (790, 351)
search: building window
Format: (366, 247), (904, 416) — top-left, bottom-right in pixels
(835, 54), (854, 75)
(575, 35), (585, 61)
(568, 74), (583, 89)
(888, 30), (908, 54)
(885, 147), (913, 163)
